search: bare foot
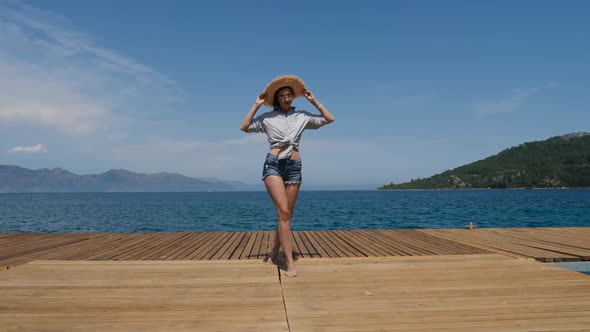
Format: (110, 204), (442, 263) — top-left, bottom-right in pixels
(284, 261), (297, 277)
(265, 252), (278, 265)
(285, 269), (298, 277)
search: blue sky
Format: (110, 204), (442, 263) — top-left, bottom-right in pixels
(1, 0), (589, 188)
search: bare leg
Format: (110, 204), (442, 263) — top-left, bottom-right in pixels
(264, 176), (297, 276)
(284, 182), (301, 276)
(268, 182), (299, 264)
(266, 229), (280, 265)
(266, 183), (301, 265)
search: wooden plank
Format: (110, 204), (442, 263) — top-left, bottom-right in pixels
(0, 260), (288, 331)
(201, 232), (240, 260)
(0, 233), (66, 249)
(0, 233), (98, 260)
(289, 232), (304, 260)
(269, 231), (279, 258)
(526, 228), (590, 248)
(423, 229), (580, 261)
(421, 229), (530, 259)
(250, 231), (264, 259)
(83, 233), (163, 260)
(0, 234), (20, 239)
(302, 230), (332, 257)
(239, 232), (258, 259)
(0, 234), (86, 259)
(292, 231), (311, 258)
(1, 227), (589, 264)
(336, 230), (387, 257)
(299, 230), (321, 258)
(487, 228), (590, 259)
(212, 232), (244, 260)
(0, 234), (111, 267)
(378, 230), (441, 255)
(2, 234), (119, 262)
(282, 254), (590, 331)
(424, 229), (537, 259)
(410, 230), (491, 255)
(315, 230), (348, 257)
(184, 232), (228, 260)
(140, 232), (193, 260)
(164, 232), (212, 260)
(177, 232), (219, 260)
(109, 233), (181, 260)
(349, 230), (394, 256)
(384, 229), (487, 256)
(325, 230), (360, 257)
(259, 231), (271, 260)
(193, 232), (234, 260)
(300, 231), (326, 257)
(102, 233), (169, 260)
(394, 230), (469, 255)
(289, 231), (303, 258)
(327, 230), (367, 257)
(357, 230), (412, 256)
(132, 233), (187, 260)
(264, 231), (278, 257)
(313, 230), (343, 257)
(55, 233), (129, 259)
(372, 230), (434, 255)
(229, 231), (251, 260)
(0, 234), (49, 252)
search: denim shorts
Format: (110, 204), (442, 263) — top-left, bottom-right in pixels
(262, 153), (302, 184)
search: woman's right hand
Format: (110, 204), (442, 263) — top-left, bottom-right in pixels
(255, 93), (266, 106)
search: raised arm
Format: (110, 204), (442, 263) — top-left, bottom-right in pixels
(240, 93), (266, 132)
(304, 90), (335, 124)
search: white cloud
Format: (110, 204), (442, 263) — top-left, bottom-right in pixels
(474, 87), (543, 115)
(9, 144), (48, 154)
(0, 103), (107, 135)
(0, 2), (180, 136)
(0, 3), (166, 82)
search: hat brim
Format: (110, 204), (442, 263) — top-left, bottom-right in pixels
(262, 75), (307, 107)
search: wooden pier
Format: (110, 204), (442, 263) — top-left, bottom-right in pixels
(1, 227), (589, 269)
(1, 227), (589, 331)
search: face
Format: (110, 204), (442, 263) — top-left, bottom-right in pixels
(276, 87), (294, 110)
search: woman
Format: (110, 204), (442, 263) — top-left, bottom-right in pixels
(240, 75), (335, 277)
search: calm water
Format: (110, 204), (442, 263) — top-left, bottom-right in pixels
(0, 190), (589, 233)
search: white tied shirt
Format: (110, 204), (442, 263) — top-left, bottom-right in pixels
(247, 107), (328, 159)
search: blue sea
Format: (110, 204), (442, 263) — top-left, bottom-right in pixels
(0, 189), (589, 233)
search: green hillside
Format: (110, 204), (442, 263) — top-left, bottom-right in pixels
(379, 132), (590, 190)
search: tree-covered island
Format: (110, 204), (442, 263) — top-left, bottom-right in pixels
(380, 132), (590, 190)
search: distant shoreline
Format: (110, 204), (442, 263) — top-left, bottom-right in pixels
(378, 187), (590, 191)
(2, 187), (590, 194)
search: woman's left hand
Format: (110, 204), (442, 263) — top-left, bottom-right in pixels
(304, 90), (316, 102)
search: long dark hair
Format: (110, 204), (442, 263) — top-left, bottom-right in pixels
(273, 86), (294, 110)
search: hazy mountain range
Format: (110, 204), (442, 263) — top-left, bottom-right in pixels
(0, 166), (260, 193)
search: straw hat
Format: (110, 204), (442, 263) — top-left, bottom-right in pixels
(262, 75), (307, 107)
